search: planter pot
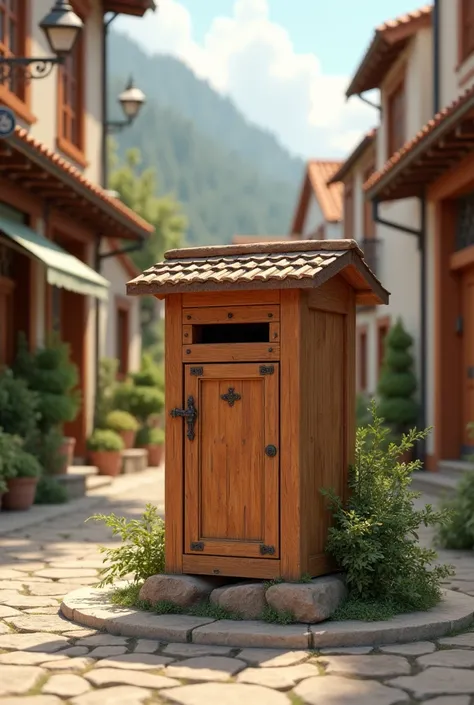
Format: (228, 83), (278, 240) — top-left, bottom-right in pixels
(146, 443), (164, 467)
(399, 449), (413, 465)
(120, 429), (136, 450)
(2, 477), (39, 511)
(58, 437), (76, 474)
(89, 450), (122, 477)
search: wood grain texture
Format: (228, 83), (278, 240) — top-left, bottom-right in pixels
(182, 305), (279, 324)
(164, 294), (184, 573)
(183, 290), (280, 308)
(182, 555), (280, 579)
(182, 343), (280, 363)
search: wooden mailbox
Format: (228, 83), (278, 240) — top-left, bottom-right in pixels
(127, 240), (389, 581)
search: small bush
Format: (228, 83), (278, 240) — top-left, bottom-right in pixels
(0, 369), (39, 444)
(114, 382), (164, 423)
(86, 503), (165, 587)
(132, 354), (164, 390)
(136, 425), (164, 446)
(87, 429), (124, 452)
(11, 449), (42, 478)
(105, 410), (139, 433)
(34, 477), (69, 505)
(322, 402), (453, 614)
(95, 358), (119, 428)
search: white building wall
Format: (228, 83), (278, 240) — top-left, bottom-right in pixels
(439, 0), (474, 106)
(302, 195), (325, 237)
(327, 222), (343, 239)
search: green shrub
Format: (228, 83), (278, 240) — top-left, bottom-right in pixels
(87, 429), (124, 452)
(131, 353), (164, 390)
(0, 369), (39, 445)
(10, 448), (41, 478)
(34, 476), (69, 505)
(0, 430), (23, 493)
(31, 428), (66, 476)
(86, 504), (165, 587)
(95, 358), (119, 428)
(105, 410), (139, 433)
(114, 382), (164, 422)
(322, 402), (453, 614)
(136, 425), (164, 446)
(377, 319), (418, 437)
(356, 393), (373, 428)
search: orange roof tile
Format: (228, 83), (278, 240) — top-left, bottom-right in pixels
(8, 126), (153, 238)
(346, 5), (432, 97)
(290, 161), (344, 234)
(364, 83), (474, 200)
(328, 129), (378, 184)
(127, 239), (389, 305)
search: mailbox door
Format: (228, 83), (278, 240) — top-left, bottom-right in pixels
(184, 362), (279, 559)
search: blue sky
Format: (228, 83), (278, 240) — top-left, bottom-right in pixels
(117, 0), (428, 159)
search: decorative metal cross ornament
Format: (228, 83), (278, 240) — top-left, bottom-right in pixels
(220, 387), (241, 407)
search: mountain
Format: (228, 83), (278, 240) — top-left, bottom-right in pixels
(107, 31), (304, 246)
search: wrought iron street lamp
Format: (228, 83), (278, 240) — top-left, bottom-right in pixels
(0, 1), (83, 82)
(106, 77), (147, 134)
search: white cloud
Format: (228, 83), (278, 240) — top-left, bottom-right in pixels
(114, 0), (376, 160)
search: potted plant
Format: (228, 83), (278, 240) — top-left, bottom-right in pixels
(0, 428), (18, 510)
(136, 425), (165, 467)
(105, 410), (139, 450)
(377, 318), (418, 462)
(1, 432), (42, 512)
(87, 429), (124, 477)
(14, 334), (81, 474)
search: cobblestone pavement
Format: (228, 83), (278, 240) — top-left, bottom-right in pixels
(1, 477), (474, 704)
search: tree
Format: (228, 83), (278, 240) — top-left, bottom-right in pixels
(108, 141), (187, 360)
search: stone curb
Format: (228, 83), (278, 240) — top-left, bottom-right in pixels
(0, 467), (164, 535)
(60, 586), (474, 649)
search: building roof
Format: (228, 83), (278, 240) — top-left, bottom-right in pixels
(364, 84), (474, 201)
(127, 239), (389, 305)
(232, 235), (290, 245)
(290, 160), (344, 234)
(107, 238), (140, 279)
(346, 5), (432, 97)
(328, 129), (378, 184)
(103, 0), (156, 16)
(1, 127), (153, 240)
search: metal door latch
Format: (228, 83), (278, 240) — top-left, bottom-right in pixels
(170, 396), (197, 440)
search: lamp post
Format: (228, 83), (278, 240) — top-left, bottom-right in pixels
(106, 77), (147, 134)
(0, 1), (83, 82)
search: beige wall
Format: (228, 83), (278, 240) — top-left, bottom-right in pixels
(26, 0), (103, 184)
(302, 194), (342, 239)
(439, 0), (474, 105)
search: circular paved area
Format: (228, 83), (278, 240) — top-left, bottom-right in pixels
(1, 474), (474, 704)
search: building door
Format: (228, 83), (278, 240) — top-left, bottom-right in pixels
(461, 266), (474, 453)
(0, 275), (15, 367)
(184, 363), (279, 559)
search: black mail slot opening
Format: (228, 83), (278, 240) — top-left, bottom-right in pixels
(192, 322), (270, 344)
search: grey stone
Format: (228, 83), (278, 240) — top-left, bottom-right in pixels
(162, 643), (233, 658)
(0, 652), (65, 666)
(0, 698), (62, 705)
(237, 648), (310, 667)
(71, 686), (152, 705)
(43, 674), (91, 698)
(76, 634), (129, 647)
(0, 665), (45, 696)
(88, 646), (128, 658)
(57, 647), (90, 657)
(389, 667), (474, 697)
(380, 641), (436, 656)
(0, 595), (59, 609)
(438, 633), (474, 647)
(42, 658), (94, 671)
(266, 575), (347, 623)
(164, 656), (246, 682)
(94, 653), (173, 669)
(318, 646), (373, 655)
(139, 574), (217, 608)
(160, 683), (290, 705)
(420, 698), (471, 705)
(417, 649), (474, 668)
(134, 639), (160, 653)
(8, 614), (76, 633)
(237, 663), (319, 689)
(294, 676), (409, 705)
(0, 632), (69, 652)
(35, 568), (98, 580)
(210, 582), (266, 620)
(109, 612), (216, 642)
(318, 654), (411, 677)
(84, 667), (180, 689)
(192, 619), (311, 649)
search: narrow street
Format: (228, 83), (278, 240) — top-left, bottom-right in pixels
(0, 476), (473, 703)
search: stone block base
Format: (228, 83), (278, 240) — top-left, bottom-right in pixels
(121, 449), (148, 474)
(55, 473), (87, 500)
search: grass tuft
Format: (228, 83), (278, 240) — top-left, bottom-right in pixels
(261, 605), (295, 625)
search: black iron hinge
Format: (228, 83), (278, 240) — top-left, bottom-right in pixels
(260, 544), (275, 556)
(259, 365), (274, 376)
(190, 541), (205, 551)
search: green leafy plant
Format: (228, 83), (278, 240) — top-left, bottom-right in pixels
(377, 319), (418, 438)
(131, 353), (164, 390)
(34, 476), (69, 505)
(105, 410), (139, 433)
(95, 358), (119, 428)
(10, 448), (41, 478)
(87, 429), (124, 453)
(114, 382), (164, 423)
(321, 401), (453, 614)
(0, 369), (39, 446)
(136, 425), (164, 446)
(356, 393), (373, 429)
(0, 429), (22, 493)
(261, 605), (295, 625)
(86, 503), (165, 587)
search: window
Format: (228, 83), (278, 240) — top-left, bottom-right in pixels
(387, 80), (406, 157)
(460, 0), (474, 63)
(358, 328), (368, 392)
(344, 179), (354, 239)
(0, 0), (32, 121)
(116, 303), (130, 377)
(363, 162), (375, 239)
(377, 318), (391, 375)
(57, 33), (85, 164)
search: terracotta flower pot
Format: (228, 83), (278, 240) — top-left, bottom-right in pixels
(2, 477), (39, 511)
(58, 436), (76, 474)
(89, 450), (122, 477)
(146, 444), (164, 467)
(120, 429), (136, 450)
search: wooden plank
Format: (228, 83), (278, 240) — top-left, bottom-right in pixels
(264, 363), (280, 555)
(183, 290), (280, 308)
(269, 322), (280, 343)
(182, 343), (280, 363)
(182, 304), (279, 324)
(182, 324), (193, 344)
(345, 290), (356, 506)
(280, 289), (302, 580)
(306, 275), (351, 315)
(164, 294), (184, 574)
(184, 362), (273, 380)
(182, 555), (281, 580)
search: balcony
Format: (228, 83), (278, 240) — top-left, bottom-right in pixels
(359, 238), (381, 277)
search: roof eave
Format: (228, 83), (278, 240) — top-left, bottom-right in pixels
(346, 34), (385, 98)
(328, 132), (377, 185)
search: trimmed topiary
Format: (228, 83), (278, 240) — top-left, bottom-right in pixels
(105, 410), (139, 433)
(87, 429), (124, 452)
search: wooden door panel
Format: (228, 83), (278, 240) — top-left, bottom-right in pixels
(184, 362), (279, 558)
(462, 268), (474, 448)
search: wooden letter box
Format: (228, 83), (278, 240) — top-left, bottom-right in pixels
(127, 240), (389, 581)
